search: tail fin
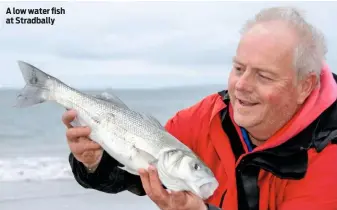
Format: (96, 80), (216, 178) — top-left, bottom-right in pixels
(15, 61), (52, 108)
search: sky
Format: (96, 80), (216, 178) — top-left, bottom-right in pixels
(0, 1), (336, 89)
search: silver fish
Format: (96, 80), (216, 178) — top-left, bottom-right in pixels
(15, 61), (219, 199)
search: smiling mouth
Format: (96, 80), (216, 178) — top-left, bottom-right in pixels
(237, 99), (259, 106)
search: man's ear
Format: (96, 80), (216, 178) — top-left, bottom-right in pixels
(297, 73), (318, 105)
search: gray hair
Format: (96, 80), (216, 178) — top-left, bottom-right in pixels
(240, 7), (327, 82)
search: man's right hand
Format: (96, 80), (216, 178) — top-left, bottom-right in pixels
(62, 109), (103, 171)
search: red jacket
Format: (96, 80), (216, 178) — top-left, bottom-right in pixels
(164, 64), (337, 210)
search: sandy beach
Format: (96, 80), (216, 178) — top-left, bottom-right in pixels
(0, 179), (158, 210)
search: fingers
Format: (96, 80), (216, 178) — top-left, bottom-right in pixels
(81, 148), (103, 165)
(66, 127), (91, 142)
(69, 137), (101, 155)
(139, 166), (169, 207)
(148, 166), (169, 198)
(62, 109), (77, 128)
(63, 109), (103, 166)
(80, 137), (102, 150)
(139, 168), (152, 195)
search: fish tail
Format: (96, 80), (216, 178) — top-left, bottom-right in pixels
(15, 61), (53, 108)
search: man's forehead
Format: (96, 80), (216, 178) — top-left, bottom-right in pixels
(232, 56), (289, 76)
(245, 23), (271, 36)
(245, 21), (295, 35)
(241, 21), (298, 46)
(234, 26), (297, 73)
(232, 56), (269, 68)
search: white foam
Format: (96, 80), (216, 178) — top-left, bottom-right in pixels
(0, 157), (73, 182)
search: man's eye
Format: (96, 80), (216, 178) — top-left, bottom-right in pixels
(235, 66), (242, 71)
(259, 74), (271, 80)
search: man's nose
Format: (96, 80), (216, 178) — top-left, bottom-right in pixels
(235, 69), (254, 92)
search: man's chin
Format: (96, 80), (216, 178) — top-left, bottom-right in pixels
(233, 113), (259, 128)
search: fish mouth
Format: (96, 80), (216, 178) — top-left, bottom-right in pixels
(192, 178), (219, 199)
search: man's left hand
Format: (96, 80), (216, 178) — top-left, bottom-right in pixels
(138, 165), (207, 210)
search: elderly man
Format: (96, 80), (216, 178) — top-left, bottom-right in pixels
(62, 7), (337, 210)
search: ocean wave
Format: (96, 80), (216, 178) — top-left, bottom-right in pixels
(0, 157), (73, 182)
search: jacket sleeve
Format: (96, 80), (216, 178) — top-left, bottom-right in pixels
(279, 144), (337, 209)
(68, 109), (195, 195)
(69, 150), (146, 195)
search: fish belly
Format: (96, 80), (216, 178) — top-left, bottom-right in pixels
(94, 120), (157, 175)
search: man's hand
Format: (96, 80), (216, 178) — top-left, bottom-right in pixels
(139, 165), (207, 210)
(62, 109), (103, 170)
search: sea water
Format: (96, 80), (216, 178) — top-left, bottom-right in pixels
(0, 86), (224, 210)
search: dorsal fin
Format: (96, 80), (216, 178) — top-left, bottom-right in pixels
(139, 112), (165, 130)
(94, 90), (129, 109)
(96, 91), (163, 130)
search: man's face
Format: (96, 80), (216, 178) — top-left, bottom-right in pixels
(228, 21), (312, 138)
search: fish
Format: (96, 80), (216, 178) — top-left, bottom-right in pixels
(14, 60), (219, 199)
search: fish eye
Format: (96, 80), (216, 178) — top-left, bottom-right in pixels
(193, 163), (201, 170)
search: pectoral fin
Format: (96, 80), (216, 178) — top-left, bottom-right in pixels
(117, 146), (157, 175)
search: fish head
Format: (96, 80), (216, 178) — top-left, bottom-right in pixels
(157, 149), (219, 200)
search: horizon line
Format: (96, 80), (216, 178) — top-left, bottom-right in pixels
(0, 84), (228, 91)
